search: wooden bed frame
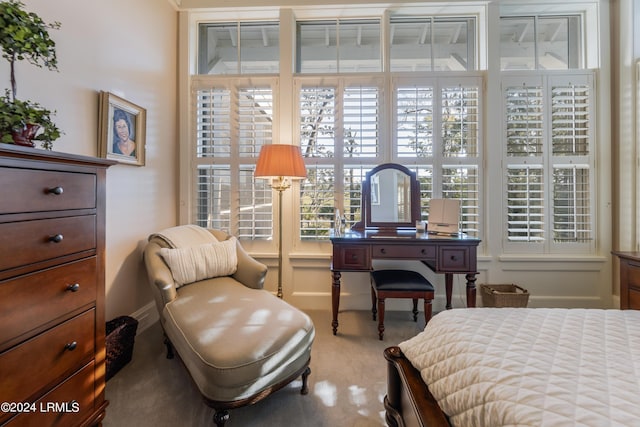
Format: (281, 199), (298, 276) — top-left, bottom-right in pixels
(384, 346), (451, 427)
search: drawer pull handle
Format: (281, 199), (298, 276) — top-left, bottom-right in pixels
(451, 256), (457, 261)
(49, 234), (64, 243)
(67, 283), (80, 292)
(421, 249), (426, 255)
(65, 341), (77, 351)
(380, 248), (386, 254)
(351, 254), (358, 260)
(47, 186), (64, 195)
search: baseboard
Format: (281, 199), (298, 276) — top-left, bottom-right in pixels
(130, 301), (159, 334)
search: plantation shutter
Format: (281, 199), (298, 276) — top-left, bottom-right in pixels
(550, 79), (592, 244)
(298, 80), (382, 240)
(503, 73), (594, 252)
(504, 78), (544, 242)
(300, 166), (335, 239)
(343, 166), (369, 229)
(196, 88), (231, 158)
(396, 85), (434, 158)
(192, 80), (275, 239)
(299, 86), (336, 158)
(343, 86), (379, 158)
(441, 85), (480, 157)
(442, 166), (479, 235)
(506, 166), (545, 242)
(440, 83), (481, 235)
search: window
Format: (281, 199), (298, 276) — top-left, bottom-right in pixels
(503, 73), (594, 253)
(192, 78), (276, 239)
(297, 78), (382, 238)
(296, 19), (381, 73)
(198, 22), (279, 74)
(390, 17), (476, 72)
(185, 5), (599, 262)
(296, 76), (482, 241)
(500, 15), (582, 70)
(395, 78), (482, 236)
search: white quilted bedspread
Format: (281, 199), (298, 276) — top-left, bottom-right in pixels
(399, 308), (640, 427)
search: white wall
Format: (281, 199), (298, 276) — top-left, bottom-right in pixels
(0, 0), (179, 320)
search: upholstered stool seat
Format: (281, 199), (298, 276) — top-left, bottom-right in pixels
(370, 270), (435, 340)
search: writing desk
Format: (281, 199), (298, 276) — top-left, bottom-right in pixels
(330, 229), (480, 335)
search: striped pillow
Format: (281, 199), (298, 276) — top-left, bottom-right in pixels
(159, 237), (238, 287)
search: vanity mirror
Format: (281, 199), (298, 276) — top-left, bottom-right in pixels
(353, 163), (421, 230)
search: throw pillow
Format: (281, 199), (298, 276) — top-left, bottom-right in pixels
(159, 237), (238, 287)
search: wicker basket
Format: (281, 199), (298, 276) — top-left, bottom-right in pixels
(480, 284), (529, 308)
(106, 316), (138, 381)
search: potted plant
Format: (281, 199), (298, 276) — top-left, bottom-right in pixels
(0, 0), (61, 149)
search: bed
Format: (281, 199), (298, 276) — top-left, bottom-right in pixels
(384, 308), (640, 427)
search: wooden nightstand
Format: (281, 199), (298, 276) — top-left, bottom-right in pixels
(612, 251), (640, 310)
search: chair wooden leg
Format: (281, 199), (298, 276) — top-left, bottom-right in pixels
(300, 366), (311, 395)
(163, 335), (174, 359)
(213, 409), (229, 427)
(377, 297), (386, 340)
(424, 298), (433, 325)
(411, 298), (419, 321)
(371, 287), (377, 320)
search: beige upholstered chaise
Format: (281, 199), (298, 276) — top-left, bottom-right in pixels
(143, 225), (315, 426)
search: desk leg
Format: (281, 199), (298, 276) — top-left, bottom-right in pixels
(331, 271), (341, 335)
(465, 273), (477, 307)
(445, 273), (453, 310)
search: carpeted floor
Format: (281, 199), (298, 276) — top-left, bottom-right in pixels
(103, 309), (428, 427)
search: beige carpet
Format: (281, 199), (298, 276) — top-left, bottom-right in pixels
(103, 309), (428, 427)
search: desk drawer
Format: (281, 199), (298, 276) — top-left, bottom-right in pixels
(333, 245), (370, 270)
(437, 246), (472, 272)
(0, 167), (96, 215)
(371, 245), (435, 259)
(0, 258), (97, 347)
(0, 309), (95, 406)
(0, 216), (96, 271)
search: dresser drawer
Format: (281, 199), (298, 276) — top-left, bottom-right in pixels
(371, 244), (436, 259)
(0, 258), (97, 348)
(0, 310), (95, 406)
(2, 361), (95, 427)
(0, 216), (96, 271)
(0, 167), (96, 215)
(332, 245), (370, 270)
(437, 246), (472, 272)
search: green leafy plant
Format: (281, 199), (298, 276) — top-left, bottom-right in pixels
(0, 90), (60, 149)
(0, 0), (61, 149)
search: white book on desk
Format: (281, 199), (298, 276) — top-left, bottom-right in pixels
(428, 199), (460, 235)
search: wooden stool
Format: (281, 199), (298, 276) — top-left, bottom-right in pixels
(370, 270), (435, 340)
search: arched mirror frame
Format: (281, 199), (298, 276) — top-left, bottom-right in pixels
(353, 163), (421, 230)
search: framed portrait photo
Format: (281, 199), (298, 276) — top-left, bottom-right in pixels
(98, 91), (146, 166)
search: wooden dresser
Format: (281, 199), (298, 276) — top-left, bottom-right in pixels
(612, 251), (640, 310)
(0, 145), (114, 426)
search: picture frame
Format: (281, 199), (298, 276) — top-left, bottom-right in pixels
(98, 91), (146, 166)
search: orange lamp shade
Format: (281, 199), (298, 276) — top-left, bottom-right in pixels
(254, 144), (306, 179)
